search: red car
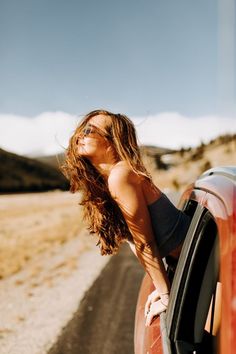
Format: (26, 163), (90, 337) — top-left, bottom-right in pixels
(134, 166), (236, 354)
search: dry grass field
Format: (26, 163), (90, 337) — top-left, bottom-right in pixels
(0, 191), (91, 279)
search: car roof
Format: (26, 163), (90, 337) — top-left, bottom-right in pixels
(194, 166), (236, 217)
(198, 166), (236, 182)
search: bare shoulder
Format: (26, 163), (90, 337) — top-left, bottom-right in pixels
(108, 161), (141, 190)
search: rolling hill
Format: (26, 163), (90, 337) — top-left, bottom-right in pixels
(147, 133), (236, 191)
(0, 148), (69, 193)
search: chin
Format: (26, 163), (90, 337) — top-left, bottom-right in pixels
(78, 147), (95, 158)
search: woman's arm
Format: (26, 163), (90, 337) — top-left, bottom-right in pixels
(108, 166), (170, 295)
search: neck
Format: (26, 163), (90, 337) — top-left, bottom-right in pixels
(89, 155), (120, 178)
(95, 162), (118, 177)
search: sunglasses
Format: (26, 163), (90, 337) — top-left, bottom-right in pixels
(76, 124), (111, 143)
(82, 125), (105, 137)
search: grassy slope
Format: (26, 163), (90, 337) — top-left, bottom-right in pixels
(143, 134), (236, 191)
(0, 148), (69, 193)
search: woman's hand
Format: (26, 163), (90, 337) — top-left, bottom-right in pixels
(144, 289), (160, 317)
(145, 293), (169, 327)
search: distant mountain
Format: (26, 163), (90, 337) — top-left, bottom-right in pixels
(0, 148), (69, 193)
(35, 153), (66, 170)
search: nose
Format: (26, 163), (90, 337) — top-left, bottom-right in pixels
(77, 128), (86, 139)
(77, 128), (89, 140)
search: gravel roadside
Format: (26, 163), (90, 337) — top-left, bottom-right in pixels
(0, 233), (110, 354)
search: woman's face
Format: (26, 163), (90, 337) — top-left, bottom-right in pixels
(76, 114), (112, 160)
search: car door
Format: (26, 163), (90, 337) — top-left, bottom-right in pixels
(161, 190), (223, 354)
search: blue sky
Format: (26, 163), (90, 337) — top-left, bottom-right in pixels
(0, 0), (223, 117)
(0, 0), (236, 156)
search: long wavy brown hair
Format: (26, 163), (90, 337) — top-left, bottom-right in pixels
(61, 109), (154, 255)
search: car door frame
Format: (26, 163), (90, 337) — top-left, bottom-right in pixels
(160, 188), (222, 354)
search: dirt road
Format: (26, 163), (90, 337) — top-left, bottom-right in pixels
(48, 243), (145, 354)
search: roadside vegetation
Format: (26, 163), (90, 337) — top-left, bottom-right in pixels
(141, 133), (236, 192)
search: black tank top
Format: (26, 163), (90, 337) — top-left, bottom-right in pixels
(147, 193), (191, 257)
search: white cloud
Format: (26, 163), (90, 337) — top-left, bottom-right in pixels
(0, 111), (235, 156)
(133, 112), (236, 149)
(0, 111), (78, 156)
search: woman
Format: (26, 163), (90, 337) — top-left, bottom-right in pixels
(62, 109), (191, 326)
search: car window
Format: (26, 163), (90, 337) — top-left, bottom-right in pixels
(166, 210), (220, 354)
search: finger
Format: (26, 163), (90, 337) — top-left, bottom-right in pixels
(153, 293), (160, 302)
(145, 312), (157, 327)
(145, 312), (153, 327)
(144, 298), (151, 317)
(145, 299), (169, 326)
